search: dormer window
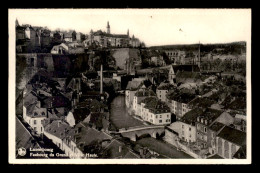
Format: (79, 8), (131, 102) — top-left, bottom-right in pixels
(42, 112), (45, 116)
(34, 112), (38, 116)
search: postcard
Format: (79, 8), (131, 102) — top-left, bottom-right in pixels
(8, 8), (251, 164)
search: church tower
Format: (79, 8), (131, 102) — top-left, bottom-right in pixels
(107, 21), (110, 34)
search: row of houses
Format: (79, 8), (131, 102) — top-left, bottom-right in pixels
(20, 68), (142, 158)
(165, 107), (246, 159)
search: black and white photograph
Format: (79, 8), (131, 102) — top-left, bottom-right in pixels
(8, 9), (251, 164)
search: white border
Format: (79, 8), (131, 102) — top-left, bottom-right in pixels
(8, 9), (251, 164)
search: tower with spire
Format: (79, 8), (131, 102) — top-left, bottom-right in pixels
(107, 21), (110, 34)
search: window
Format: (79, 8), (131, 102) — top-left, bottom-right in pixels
(189, 127), (191, 131)
(159, 120), (162, 123)
(160, 115), (162, 118)
(182, 125), (184, 129)
(30, 58), (34, 67)
(34, 120), (37, 125)
(34, 127), (37, 131)
(204, 127), (207, 133)
(167, 115), (169, 118)
(156, 115), (158, 119)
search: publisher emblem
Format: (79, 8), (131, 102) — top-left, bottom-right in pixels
(18, 147), (26, 156)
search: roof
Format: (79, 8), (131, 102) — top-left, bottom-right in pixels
(68, 123), (112, 153)
(209, 121), (225, 132)
(170, 65), (200, 73)
(168, 92), (196, 104)
(16, 117), (41, 150)
(197, 108), (224, 123)
(217, 126), (246, 146)
(140, 97), (158, 105)
(144, 99), (170, 114)
(224, 97), (246, 110)
(181, 107), (204, 124)
(233, 145), (246, 159)
(157, 82), (175, 90)
(176, 71), (205, 83)
(63, 31), (76, 38)
(23, 91), (38, 107)
(126, 80), (143, 90)
(72, 108), (90, 124)
(103, 139), (139, 158)
(89, 112), (108, 129)
(41, 95), (70, 108)
(44, 120), (71, 139)
(207, 154), (224, 159)
(188, 97), (216, 109)
(134, 89), (156, 97)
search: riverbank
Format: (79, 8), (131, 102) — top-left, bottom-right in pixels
(109, 95), (144, 131)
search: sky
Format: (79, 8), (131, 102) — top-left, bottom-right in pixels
(10, 9), (251, 47)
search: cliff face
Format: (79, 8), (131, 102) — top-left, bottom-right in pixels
(111, 48), (141, 74)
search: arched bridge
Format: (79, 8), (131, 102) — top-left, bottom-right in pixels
(113, 125), (165, 141)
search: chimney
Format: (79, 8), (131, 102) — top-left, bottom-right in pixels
(37, 100), (41, 108)
(119, 145), (122, 153)
(100, 64), (103, 94)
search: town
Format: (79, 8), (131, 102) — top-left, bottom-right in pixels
(15, 19), (247, 159)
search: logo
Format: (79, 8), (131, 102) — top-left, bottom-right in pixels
(17, 147), (26, 156)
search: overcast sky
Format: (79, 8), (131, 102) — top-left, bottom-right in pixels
(10, 9), (251, 47)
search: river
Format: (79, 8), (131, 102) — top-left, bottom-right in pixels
(109, 95), (144, 130)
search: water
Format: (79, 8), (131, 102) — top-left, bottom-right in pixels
(109, 95), (143, 130)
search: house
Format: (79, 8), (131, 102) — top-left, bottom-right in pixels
(64, 122), (113, 158)
(166, 91), (196, 119)
(66, 107), (90, 127)
(43, 120), (72, 152)
(150, 51), (166, 67)
(195, 108), (234, 154)
(125, 78), (146, 108)
(216, 126), (246, 159)
(16, 117), (46, 158)
(51, 43), (69, 54)
(168, 65), (200, 84)
(233, 114), (246, 132)
(102, 139), (140, 158)
(84, 112), (110, 132)
(164, 50), (186, 62)
(141, 97), (171, 125)
(133, 89), (156, 116)
(179, 108), (204, 143)
(63, 30), (76, 42)
(23, 91), (47, 134)
(76, 32), (86, 42)
(175, 71), (205, 84)
(24, 25), (36, 47)
(156, 82), (175, 102)
(187, 97), (216, 110)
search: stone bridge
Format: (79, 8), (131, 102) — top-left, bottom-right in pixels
(116, 125), (165, 141)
